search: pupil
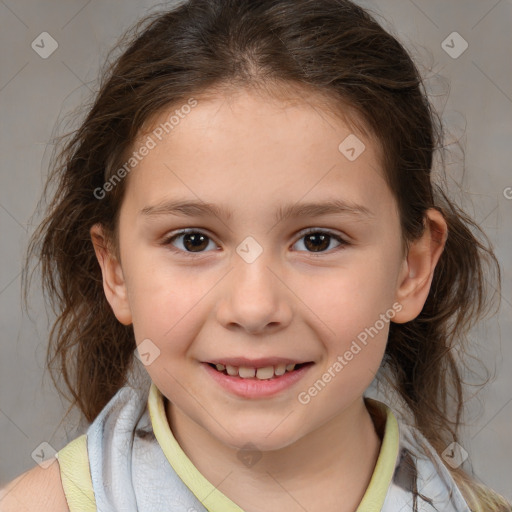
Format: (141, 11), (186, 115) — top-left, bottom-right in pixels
(305, 233), (329, 252)
(184, 233), (208, 252)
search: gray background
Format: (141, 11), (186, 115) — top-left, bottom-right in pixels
(1, 0), (511, 502)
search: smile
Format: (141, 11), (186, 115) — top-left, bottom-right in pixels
(207, 362), (311, 380)
(202, 359), (314, 399)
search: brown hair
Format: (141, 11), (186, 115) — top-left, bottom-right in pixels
(24, 0), (510, 509)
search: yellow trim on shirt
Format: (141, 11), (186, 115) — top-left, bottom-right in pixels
(149, 383), (399, 512)
(149, 383), (245, 512)
(56, 434), (96, 512)
(356, 398), (399, 511)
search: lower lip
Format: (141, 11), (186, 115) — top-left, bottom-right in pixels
(202, 363), (313, 399)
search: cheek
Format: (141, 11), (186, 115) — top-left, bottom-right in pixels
(126, 257), (215, 353)
(302, 272), (391, 404)
(303, 253), (400, 337)
(297, 249), (399, 392)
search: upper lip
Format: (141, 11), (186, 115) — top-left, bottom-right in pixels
(204, 357), (311, 367)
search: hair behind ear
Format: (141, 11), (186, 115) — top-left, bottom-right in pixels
(383, 184), (502, 505)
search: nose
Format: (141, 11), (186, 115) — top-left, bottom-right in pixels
(215, 251), (293, 335)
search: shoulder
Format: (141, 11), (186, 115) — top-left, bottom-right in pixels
(0, 460), (69, 512)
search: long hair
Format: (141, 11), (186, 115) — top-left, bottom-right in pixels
(24, 0), (509, 509)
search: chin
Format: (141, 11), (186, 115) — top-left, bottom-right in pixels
(217, 424), (303, 453)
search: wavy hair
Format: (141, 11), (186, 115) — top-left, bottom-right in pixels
(24, 0), (509, 509)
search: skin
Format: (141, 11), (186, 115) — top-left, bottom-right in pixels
(0, 86), (447, 512)
(89, 86), (447, 512)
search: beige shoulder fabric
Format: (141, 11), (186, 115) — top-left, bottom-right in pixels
(56, 434), (96, 512)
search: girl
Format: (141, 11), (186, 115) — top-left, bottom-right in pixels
(1, 0), (510, 510)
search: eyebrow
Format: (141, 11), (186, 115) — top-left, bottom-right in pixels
(140, 197), (374, 223)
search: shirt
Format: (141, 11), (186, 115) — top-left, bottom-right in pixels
(55, 382), (474, 511)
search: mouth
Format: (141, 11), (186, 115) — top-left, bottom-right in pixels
(205, 361), (314, 380)
(202, 359), (314, 399)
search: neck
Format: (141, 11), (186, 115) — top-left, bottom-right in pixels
(165, 397), (383, 512)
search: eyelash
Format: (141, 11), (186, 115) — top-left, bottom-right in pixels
(161, 228), (349, 257)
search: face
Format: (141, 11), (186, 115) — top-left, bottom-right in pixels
(93, 86), (440, 452)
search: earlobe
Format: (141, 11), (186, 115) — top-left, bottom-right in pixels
(393, 209), (448, 324)
(90, 223), (132, 325)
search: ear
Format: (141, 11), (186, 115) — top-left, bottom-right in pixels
(393, 208), (448, 323)
(90, 223), (132, 325)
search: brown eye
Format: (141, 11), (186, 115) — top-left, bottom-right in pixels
(303, 233), (330, 252)
(292, 230), (347, 253)
(163, 230), (217, 253)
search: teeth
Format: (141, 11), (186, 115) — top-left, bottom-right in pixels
(226, 364), (238, 376)
(212, 362), (301, 379)
(274, 364), (286, 376)
(239, 367), (256, 378)
(256, 366), (274, 380)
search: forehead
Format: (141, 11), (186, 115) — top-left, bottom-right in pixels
(121, 86), (393, 220)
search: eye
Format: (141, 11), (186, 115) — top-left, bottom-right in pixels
(162, 229), (218, 254)
(291, 229), (347, 254)
(162, 228), (348, 256)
